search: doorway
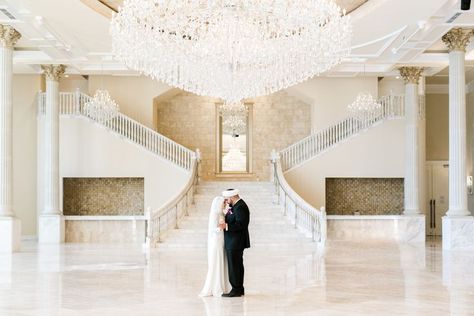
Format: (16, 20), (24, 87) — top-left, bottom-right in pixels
(426, 161), (449, 236)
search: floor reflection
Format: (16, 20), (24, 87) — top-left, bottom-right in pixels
(1, 239), (474, 315)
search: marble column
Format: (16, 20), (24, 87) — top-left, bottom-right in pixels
(442, 28), (474, 250)
(0, 25), (21, 252)
(39, 64), (66, 244)
(399, 67), (424, 215)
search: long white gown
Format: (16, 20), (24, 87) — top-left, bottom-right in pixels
(199, 197), (231, 297)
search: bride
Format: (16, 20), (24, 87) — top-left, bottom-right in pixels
(199, 196), (231, 297)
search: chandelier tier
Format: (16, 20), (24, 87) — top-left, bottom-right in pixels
(111, 0), (352, 103)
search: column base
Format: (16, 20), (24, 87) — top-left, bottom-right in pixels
(442, 216), (474, 250)
(39, 215), (65, 244)
(0, 217), (21, 252)
(397, 215), (425, 243)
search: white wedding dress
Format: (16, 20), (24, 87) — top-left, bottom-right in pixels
(199, 196), (231, 297)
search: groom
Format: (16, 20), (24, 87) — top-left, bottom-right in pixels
(219, 188), (250, 297)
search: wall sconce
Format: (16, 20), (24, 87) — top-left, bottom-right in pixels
(467, 176), (473, 195)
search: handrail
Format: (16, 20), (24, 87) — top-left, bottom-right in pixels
(37, 90), (195, 170)
(271, 150), (326, 245)
(280, 94), (424, 172)
(145, 149), (201, 247)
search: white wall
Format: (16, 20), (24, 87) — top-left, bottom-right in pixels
(285, 120), (405, 209)
(60, 117), (189, 213)
(88, 76), (171, 129)
(59, 75), (88, 92)
(286, 77), (378, 131)
(13, 75), (41, 236)
(378, 77), (405, 96)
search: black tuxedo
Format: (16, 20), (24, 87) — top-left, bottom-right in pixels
(224, 199), (250, 294)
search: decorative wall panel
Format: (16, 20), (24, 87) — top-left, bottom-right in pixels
(63, 178), (144, 215)
(326, 178), (404, 215)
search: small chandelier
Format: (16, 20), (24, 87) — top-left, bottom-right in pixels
(347, 92), (381, 119)
(111, 0), (352, 103)
(84, 90), (119, 121)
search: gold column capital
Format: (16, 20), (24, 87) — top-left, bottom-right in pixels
(442, 28), (474, 52)
(41, 65), (67, 81)
(398, 67), (424, 85)
(0, 25), (21, 48)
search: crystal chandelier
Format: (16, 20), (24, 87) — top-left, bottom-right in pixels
(111, 0), (352, 103)
(219, 102), (248, 135)
(84, 90), (119, 121)
(347, 92), (381, 119)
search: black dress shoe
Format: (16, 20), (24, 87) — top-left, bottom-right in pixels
(221, 292), (242, 297)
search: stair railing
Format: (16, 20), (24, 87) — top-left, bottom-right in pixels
(280, 95), (405, 171)
(279, 94), (422, 172)
(144, 149), (201, 247)
(271, 150), (326, 245)
(37, 90), (195, 170)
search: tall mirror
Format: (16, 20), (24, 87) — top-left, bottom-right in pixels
(216, 102), (252, 174)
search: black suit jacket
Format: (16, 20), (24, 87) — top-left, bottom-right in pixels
(224, 199), (250, 250)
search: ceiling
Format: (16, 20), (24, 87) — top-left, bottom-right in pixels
(99, 0), (369, 14)
(2, 0), (474, 83)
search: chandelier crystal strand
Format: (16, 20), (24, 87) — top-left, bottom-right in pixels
(347, 92), (381, 120)
(111, 0), (352, 103)
(84, 90), (120, 122)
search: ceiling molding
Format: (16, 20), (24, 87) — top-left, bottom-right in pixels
(80, 0), (113, 19)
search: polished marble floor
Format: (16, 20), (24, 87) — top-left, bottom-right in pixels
(0, 239), (473, 316)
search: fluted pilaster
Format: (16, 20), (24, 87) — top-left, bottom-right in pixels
(442, 29), (473, 217)
(399, 67), (423, 215)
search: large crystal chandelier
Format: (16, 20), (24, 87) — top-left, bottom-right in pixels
(347, 92), (381, 119)
(111, 0), (352, 103)
(84, 90), (119, 121)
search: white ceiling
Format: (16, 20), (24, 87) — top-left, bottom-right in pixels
(2, 0), (474, 80)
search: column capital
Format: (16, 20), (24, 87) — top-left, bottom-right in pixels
(41, 64), (67, 81)
(398, 67), (424, 85)
(0, 25), (21, 48)
(442, 28), (474, 53)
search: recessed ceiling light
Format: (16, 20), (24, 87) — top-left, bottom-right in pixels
(396, 76), (400, 79)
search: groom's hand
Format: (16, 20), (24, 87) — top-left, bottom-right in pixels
(218, 223), (226, 230)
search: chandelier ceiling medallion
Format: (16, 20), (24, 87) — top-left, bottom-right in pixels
(111, 0), (352, 103)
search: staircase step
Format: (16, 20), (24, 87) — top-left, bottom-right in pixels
(155, 181), (316, 248)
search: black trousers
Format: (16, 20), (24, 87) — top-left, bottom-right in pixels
(226, 249), (244, 293)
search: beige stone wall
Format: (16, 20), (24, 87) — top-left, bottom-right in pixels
(63, 178), (144, 215)
(155, 91), (311, 180)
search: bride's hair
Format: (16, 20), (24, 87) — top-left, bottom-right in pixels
(211, 196), (225, 214)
